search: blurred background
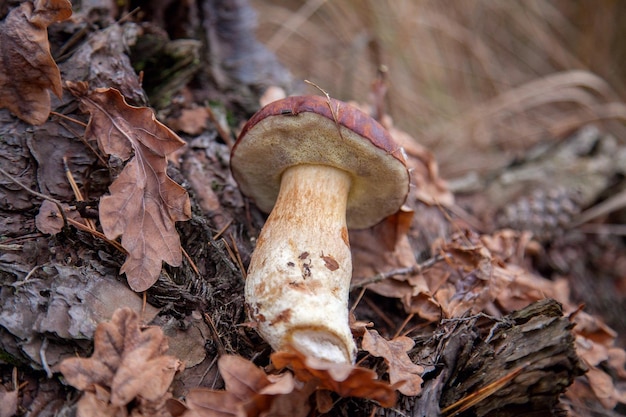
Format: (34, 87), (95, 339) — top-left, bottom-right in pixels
(250, 0), (626, 178)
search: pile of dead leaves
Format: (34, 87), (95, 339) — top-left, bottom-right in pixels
(60, 309), (421, 416)
(1, 0), (191, 293)
(168, 351), (395, 417)
(0, 0), (71, 125)
(59, 308), (183, 417)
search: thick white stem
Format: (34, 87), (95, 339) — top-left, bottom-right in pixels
(245, 164), (356, 363)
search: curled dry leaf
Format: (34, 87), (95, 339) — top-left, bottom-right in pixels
(271, 350), (397, 408)
(34, 199), (89, 235)
(59, 307), (183, 417)
(384, 119), (454, 207)
(350, 209), (440, 322)
(585, 365), (626, 410)
(423, 232), (501, 319)
(460, 230), (626, 411)
(67, 81), (191, 292)
(0, 385), (18, 417)
(361, 329), (424, 396)
(175, 354), (312, 417)
(167, 107), (209, 135)
(0, 0), (72, 125)
(35, 199), (65, 235)
(177, 389), (245, 417)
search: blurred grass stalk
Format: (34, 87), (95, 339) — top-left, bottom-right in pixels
(251, 0), (626, 176)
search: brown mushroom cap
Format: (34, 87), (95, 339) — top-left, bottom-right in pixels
(231, 95), (410, 229)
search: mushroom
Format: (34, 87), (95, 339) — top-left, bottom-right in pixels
(231, 95), (409, 364)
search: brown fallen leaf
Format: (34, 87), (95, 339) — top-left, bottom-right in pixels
(59, 307), (183, 417)
(34, 199), (92, 235)
(271, 350), (397, 408)
(167, 107), (209, 135)
(175, 389), (245, 417)
(361, 329), (424, 396)
(35, 199), (65, 235)
(0, 0), (72, 125)
(67, 81), (191, 292)
(0, 385), (18, 417)
(585, 365), (626, 410)
(351, 209), (440, 322)
(174, 354), (312, 417)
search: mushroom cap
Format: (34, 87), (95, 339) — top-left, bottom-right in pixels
(231, 95), (410, 229)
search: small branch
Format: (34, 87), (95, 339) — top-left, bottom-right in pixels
(181, 246), (200, 276)
(50, 111), (87, 127)
(203, 312), (226, 356)
(212, 218), (233, 241)
(0, 166), (68, 226)
(39, 337), (53, 379)
(63, 156), (97, 231)
(441, 365), (525, 416)
(221, 234), (246, 280)
(350, 254), (444, 290)
(205, 105), (233, 148)
(66, 217), (126, 254)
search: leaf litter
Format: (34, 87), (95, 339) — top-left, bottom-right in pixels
(67, 81), (192, 292)
(361, 329), (424, 397)
(1, 2), (625, 415)
(170, 354), (312, 417)
(170, 350), (396, 417)
(60, 307), (183, 417)
(0, 0), (71, 125)
(9, 85), (626, 416)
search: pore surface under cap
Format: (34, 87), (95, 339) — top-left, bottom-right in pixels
(231, 95), (410, 229)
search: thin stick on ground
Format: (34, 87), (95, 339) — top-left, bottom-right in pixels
(212, 218), (233, 241)
(221, 238), (243, 275)
(205, 105), (233, 148)
(440, 365), (526, 416)
(0, 166), (68, 226)
(63, 156), (97, 231)
(351, 254), (444, 290)
(181, 246), (200, 276)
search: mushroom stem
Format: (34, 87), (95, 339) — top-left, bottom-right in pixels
(245, 163), (357, 363)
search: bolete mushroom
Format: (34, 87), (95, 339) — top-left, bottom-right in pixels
(231, 95), (409, 364)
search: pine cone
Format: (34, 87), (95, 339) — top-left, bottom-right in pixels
(495, 186), (582, 240)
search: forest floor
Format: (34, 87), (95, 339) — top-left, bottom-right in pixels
(0, 1), (625, 416)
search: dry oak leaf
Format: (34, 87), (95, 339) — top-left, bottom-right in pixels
(175, 389), (244, 417)
(60, 307), (183, 417)
(172, 354), (312, 417)
(361, 329), (424, 396)
(350, 209), (440, 322)
(0, 384), (18, 417)
(0, 0), (72, 125)
(271, 350), (397, 408)
(67, 81), (191, 292)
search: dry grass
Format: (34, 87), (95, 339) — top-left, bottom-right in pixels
(250, 0), (626, 177)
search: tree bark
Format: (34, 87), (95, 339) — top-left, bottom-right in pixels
(388, 299), (585, 417)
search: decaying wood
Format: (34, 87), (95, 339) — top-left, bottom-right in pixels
(387, 299), (585, 416)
